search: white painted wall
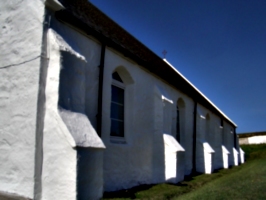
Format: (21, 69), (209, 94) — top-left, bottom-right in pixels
(43, 15), (106, 200)
(239, 148), (245, 164)
(212, 117), (224, 169)
(223, 123), (235, 166)
(50, 13), (102, 129)
(239, 135), (266, 145)
(222, 145), (230, 169)
(248, 136), (266, 144)
(163, 134), (185, 183)
(175, 97), (194, 175)
(99, 40), (238, 189)
(233, 147), (239, 166)
(0, 0), (44, 198)
(194, 104), (240, 172)
(102, 49), (156, 191)
(40, 29), (78, 200)
(101, 48), (196, 191)
(0, 1), (239, 198)
(195, 105), (214, 173)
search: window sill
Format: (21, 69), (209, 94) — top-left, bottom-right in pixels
(110, 136), (127, 144)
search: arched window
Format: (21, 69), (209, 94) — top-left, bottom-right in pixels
(109, 67), (134, 143)
(206, 113), (210, 141)
(176, 98), (185, 143)
(110, 72), (125, 137)
(176, 105), (180, 142)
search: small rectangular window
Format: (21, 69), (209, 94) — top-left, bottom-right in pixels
(176, 106), (180, 142)
(110, 85), (124, 137)
(220, 119), (224, 128)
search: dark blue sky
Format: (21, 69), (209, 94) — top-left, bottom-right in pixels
(90, 0), (266, 133)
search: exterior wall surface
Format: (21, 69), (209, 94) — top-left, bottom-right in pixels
(212, 116), (224, 169)
(98, 37), (237, 190)
(40, 14), (106, 199)
(40, 28), (78, 200)
(0, 0), (45, 198)
(223, 122), (235, 166)
(194, 105), (238, 172)
(0, 1), (239, 198)
(102, 49), (158, 191)
(195, 105), (214, 173)
(239, 136), (266, 145)
(101, 48), (195, 191)
(176, 98), (194, 175)
(51, 14), (102, 128)
(222, 145), (230, 168)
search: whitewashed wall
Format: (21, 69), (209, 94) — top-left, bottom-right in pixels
(248, 135), (266, 144)
(83, 32), (236, 190)
(101, 48), (198, 191)
(223, 122), (235, 166)
(212, 116), (224, 169)
(50, 15), (102, 127)
(195, 105), (215, 173)
(194, 105), (239, 172)
(175, 98), (194, 175)
(0, 0), (44, 198)
(45, 14), (105, 200)
(39, 28), (78, 200)
(0, 1), (239, 198)
(44, 5), (238, 195)
(239, 135), (266, 144)
(102, 49), (156, 191)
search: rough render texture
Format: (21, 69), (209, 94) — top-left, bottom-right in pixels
(0, 1), (241, 198)
(196, 105), (238, 171)
(51, 14), (102, 128)
(163, 134), (185, 183)
(0, 0), (44, 198)
(46, 16), (105, 200)
(40, 29), (77, 200)
(39, 25), (104, 200)
(50, 15), (239, 192)
(101, 49), (195, 191)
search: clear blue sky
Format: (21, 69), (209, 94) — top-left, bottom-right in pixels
(90, 0), (266, 133)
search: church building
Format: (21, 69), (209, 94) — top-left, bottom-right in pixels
(0, 0), (242, 199)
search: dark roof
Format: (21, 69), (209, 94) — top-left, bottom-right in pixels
(56, 0), (236, 127)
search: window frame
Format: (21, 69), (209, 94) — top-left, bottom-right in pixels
(176, 105), (181, 142)
(110, 77), (127, 143)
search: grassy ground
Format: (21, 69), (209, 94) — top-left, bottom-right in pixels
(102, 144), (266, 200)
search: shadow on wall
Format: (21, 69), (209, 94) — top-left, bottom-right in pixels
(213, 124), (224, 169)
(196, 112), (215, 174)
(58, 51), (87, 114)
(196, 113), (206, 174)
(164, 133), (185, 183)
(77, 148), (104, 200)
(152, 85), (166, 184)
(58, 51), (104, 199)
(153, 86), (185, 184)
(0, 192), (31, 200)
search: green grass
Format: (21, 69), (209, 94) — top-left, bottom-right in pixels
(241, 144), (266, 160)
(102, 144), (266, 200)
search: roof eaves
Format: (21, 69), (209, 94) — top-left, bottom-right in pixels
(45, 0), (65, 11)
(55, 0), (237, 128)
(163, 59), (237, 127)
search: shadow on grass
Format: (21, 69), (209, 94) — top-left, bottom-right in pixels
(103, 172), (204, 199)
(103, 184), (155, 199)
(103, 168), (242, 199)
